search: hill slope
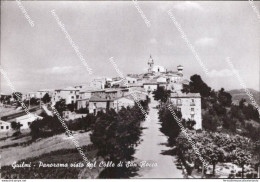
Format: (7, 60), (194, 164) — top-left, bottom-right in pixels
(228, 88), (260, 106)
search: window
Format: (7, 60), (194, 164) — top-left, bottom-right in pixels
(6, 126), (9, 129)
(191, 114), (194, 119)
(28, 122), (31, 126)
(177, 107), (181, 112)
(1, 126), (3, 129)
(192, 99), (194, 102)
(191, 108), (194, 111)
(128, 81), (130, 83)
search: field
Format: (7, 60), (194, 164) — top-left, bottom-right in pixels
(1, 131), (91, 166)
(1, 145), (102, 179)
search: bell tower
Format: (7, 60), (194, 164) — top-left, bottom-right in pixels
(147, 54), (154, 73)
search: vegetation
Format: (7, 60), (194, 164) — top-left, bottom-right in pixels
(11, 121), (22, 136)
(91, 101), (149, 178)
(42, 93), (51, 104)
(30, 116), (65, 140)
(153, 86), (171, 103)
(159, 74), (259, 178)
(1, 145), (98, 179)
(175, 131), (254, 178)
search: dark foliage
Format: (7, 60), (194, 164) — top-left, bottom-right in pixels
(42, 93), (51, 104)
(152, 86), (171, 103)
(91, 102), (148, 178)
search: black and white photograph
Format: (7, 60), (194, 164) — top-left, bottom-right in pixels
(0, 0), (260, 180)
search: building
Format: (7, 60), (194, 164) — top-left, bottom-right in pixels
(89, 92), (137, 115)
(89, 96), (111, 115)
(113, 96), (135, 112)
(91, 78), (106, 89)
(143, 79), (158, 93)
(36, 89), (53, 99)
(147, 55), (166, 75)
(16, 114), (43, 130)
(76, 88), (94, 110)
(62, 111), (87, 121)
(170, 92), (202, 130)
(126, 76), (138, 84)
(52, 87), (80, 105)
(0, 120), (11, 133)
(25, 92), (37, 100)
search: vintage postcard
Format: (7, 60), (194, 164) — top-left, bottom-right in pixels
(0, 0), (259, 180)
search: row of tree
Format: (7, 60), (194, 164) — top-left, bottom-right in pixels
(175, 131), (255, 178)
(91, 101), (149, 178)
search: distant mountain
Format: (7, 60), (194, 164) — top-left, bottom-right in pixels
(228, 89), (260, 106)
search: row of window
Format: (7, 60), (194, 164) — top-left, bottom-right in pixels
(0, 126), (9, 130)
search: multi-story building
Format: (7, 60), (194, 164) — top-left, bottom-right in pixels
(169, 91), (202, 130)
(52, 87), (80, 105)
(76, 88), (94, 110)
(88, 94), (136, 115)
(36, 89), (54, 99)
(25, 92), (37, 100)
(143, 79), (158, 92)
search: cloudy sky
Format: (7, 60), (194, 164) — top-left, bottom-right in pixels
(1, 1), (259, 94)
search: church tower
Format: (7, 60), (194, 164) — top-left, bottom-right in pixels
(147, 54), (154, 73)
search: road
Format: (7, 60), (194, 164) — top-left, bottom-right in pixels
(133, 96), (184, 178)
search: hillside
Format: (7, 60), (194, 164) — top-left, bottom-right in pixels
(228, 88), (260, 106)
(1, 131), (91, 166)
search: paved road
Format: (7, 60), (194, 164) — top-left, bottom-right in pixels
(133, 96), (184, 178)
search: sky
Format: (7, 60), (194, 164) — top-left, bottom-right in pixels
(1, 1), (259, 94)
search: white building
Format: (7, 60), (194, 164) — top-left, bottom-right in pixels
(62, 111), (87, 121)
(0, 120), (11, 133)
(36, 89), (53, 99)
(25, 92), (37, 100)
(113, 96), (135, 112)
(170, 92), (202, 130)
(152, 65), (166, 74)
(143, 79), (158, 92)
(126, 76), (138, 84)
(52, 87), (80, 105)
(16, 114), (43, 130)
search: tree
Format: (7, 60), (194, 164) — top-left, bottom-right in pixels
(12, 92), (23, 106)
(153, 87), (171, 103)
(91, 106), (145, 178)
(67, 103), (75, 112)
(42, 93), (51, 104)
(54, 99), (67, 115)
(232, 149), (251, 178)
(30, 116), (65, 139)
(159, 105), (182, 146)
(184, 119), (196, 130)
(11, 121), (22, 133)
(203, 144), (224, 175)
(217, 88), (232, 107)
(182, 75), (211, 97)
(202, 113), (218, 132)
(12, 92), (22, 101)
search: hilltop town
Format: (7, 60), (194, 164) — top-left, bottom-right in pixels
(0, 55), (259, 179)
(0, 55), (202, 132)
